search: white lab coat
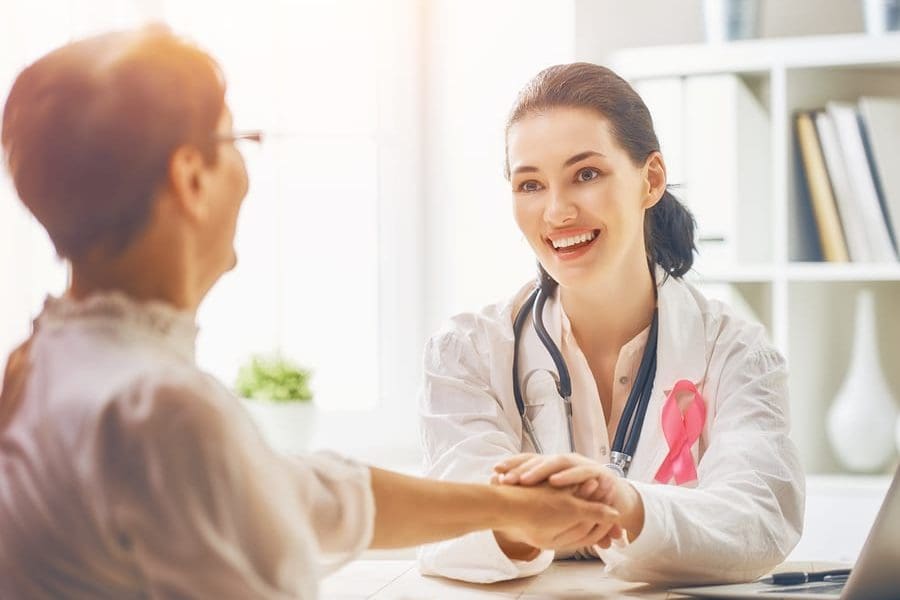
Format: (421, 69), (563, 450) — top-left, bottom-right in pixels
(417, 267), (804, 585)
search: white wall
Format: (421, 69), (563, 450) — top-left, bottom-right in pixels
(422, 0), (577, 336)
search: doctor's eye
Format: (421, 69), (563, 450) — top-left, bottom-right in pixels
(516, 180), (544, 193)
(575, 167), (601, 183)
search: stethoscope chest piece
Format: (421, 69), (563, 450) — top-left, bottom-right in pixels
(521, 370), (573, 456)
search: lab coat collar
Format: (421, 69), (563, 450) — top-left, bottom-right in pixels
(627, 265), (710, 481)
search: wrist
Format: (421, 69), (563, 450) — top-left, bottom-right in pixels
(617, 480), (645, 541)
(490, 486), (541, 560)
(493, 530), (542, 561)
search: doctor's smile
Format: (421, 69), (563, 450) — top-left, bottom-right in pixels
(545, 227), (601, 261)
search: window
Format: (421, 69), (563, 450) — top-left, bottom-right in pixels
(0, 0), (423, 413)
(164, 0), (422, 409)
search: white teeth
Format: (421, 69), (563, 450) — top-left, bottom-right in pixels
(552, 231), (597, 249)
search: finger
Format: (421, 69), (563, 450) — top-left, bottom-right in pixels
(556, 523), (603, 552)
(575, 478), (599, 499)
(548, 464), (613, 487)
(550, 521), (595, 548)
(564, 522), (614, 552)
(587, 477), (617, 505)
(595, 524), (625, 549)
(489, 473), (501, 486)
(518, 455), (580, 485)
(500, 455), (547, 485)
(583, 500), (620, 524)
(493, 453), (536, 474)
(588, 521), (618, 546)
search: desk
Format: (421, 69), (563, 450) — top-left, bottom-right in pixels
(320, 559), (846, 599)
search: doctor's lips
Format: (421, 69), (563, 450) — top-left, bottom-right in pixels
(545, 228), (600, 257)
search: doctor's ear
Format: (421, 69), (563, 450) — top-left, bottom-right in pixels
(642, 152), (667, 210)
(167, 145), (212, 223)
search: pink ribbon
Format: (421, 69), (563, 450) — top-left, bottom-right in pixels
(654, 379), (706, 485)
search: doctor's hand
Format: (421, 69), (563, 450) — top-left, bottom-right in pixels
(494, 453), (644, 545)
(490, 482), (622, 560)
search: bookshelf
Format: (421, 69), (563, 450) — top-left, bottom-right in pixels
(609, 33), (900, 475)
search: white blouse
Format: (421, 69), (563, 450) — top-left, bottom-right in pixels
(0, 293), (374, 599)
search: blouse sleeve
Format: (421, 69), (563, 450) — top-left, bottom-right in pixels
(86, 367), (374, 599)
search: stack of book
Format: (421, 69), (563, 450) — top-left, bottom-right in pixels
(795, 98), (900, 263)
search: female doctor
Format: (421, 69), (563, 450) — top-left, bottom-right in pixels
(418, 63), (805, 585)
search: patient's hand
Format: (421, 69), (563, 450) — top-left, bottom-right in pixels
(493, 453), (644, 547)
(490, 482), (621, 560)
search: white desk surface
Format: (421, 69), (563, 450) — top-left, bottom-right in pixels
(320, 559), (847, 599)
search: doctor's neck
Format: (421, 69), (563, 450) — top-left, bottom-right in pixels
(557, 258), (656, 354)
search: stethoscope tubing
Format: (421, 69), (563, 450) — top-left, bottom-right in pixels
(512, 284), (659, 477)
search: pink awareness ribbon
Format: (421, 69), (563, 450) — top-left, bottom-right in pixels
(654, 379), (707, 485)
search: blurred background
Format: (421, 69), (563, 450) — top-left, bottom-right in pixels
(2, 4), (899, 560)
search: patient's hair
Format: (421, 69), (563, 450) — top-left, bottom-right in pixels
(504, 62), (695, 281)
(1, 25), (226, 260)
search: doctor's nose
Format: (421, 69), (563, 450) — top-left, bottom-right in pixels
(543, 187), (578, 226)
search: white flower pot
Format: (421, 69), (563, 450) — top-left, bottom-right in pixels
(826, 289), (898, 472)
(240, 399), (318, 454)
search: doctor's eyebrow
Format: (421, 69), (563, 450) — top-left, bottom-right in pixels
(562, 150), (606, 168)
(511, 150), (608, 176)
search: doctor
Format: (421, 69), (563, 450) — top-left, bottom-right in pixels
(418, 62), (805, 585)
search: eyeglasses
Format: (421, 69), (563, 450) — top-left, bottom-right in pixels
(213, 130), (264, 144)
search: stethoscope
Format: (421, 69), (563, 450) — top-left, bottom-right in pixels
(512, 285), (659, 478)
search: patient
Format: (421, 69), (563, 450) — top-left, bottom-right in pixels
(0, 27), (620, 599)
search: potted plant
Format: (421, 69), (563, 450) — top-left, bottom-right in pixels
(235, 353), (317, 454)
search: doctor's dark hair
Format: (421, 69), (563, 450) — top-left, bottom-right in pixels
(504, 62), (696, 285)
(1, 25), (226, 261)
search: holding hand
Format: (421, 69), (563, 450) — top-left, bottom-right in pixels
(493, 453), (645, 549)
(493, 483), (621, 558)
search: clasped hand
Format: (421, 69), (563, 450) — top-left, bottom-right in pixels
(492, 453), (642, 556)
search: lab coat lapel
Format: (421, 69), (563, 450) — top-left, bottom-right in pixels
(626, 267), (710, 483)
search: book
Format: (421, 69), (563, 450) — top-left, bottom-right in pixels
(859, 97), (900, 253)
(826, 102), (897, 262)
(814, 111), (870, 262)
(794, 111), (849, 262)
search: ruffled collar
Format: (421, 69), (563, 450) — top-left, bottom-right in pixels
(35, 291), (199, 363)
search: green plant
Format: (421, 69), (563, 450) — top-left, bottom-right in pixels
(235, 353), (313, 403)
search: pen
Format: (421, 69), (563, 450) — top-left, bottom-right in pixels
(759, 569), (852, 585)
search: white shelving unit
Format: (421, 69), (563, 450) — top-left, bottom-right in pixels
(609, 33), (900, 475)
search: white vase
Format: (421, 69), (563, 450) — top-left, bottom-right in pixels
(826, 289), (898, 472)
(896, 414), (900, 457)
(240, 399), (318, 455)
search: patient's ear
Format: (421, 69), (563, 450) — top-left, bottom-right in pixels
(167, 145), (210, 222)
